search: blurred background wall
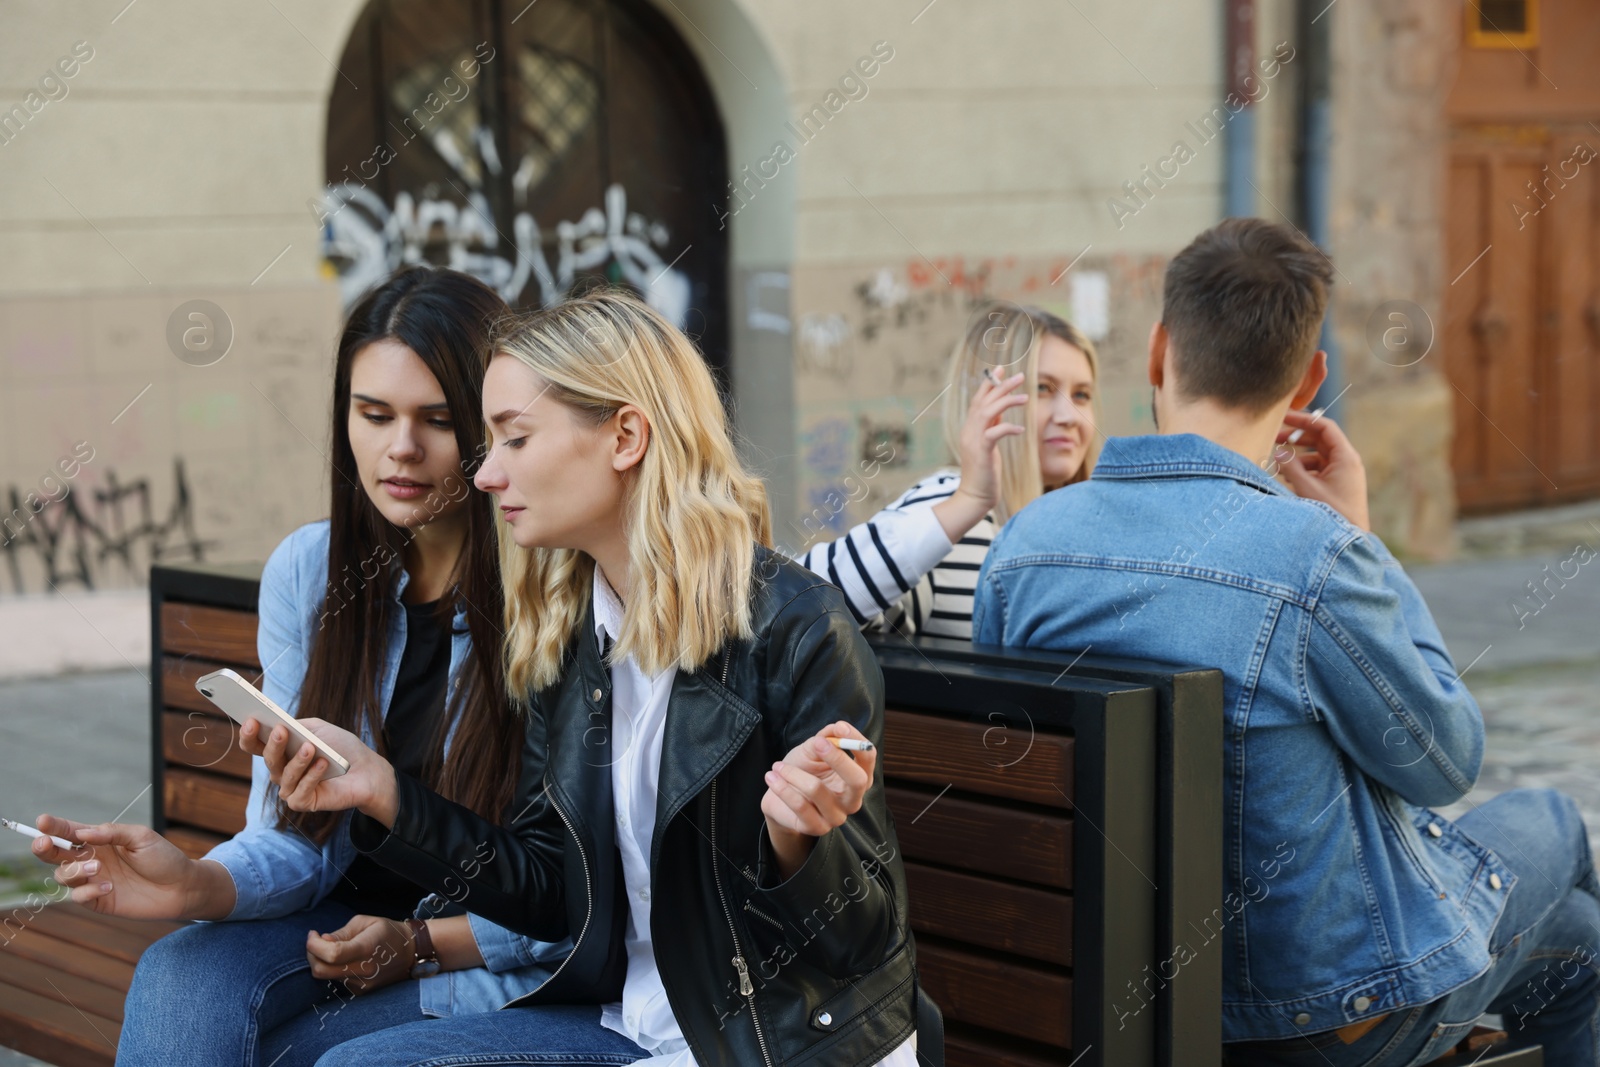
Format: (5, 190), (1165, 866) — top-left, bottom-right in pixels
(1, 0), (1596, 601)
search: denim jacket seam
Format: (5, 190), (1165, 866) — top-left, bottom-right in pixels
(1347, 789), (1402, 967)
(985, 553), (1313, 607)
(1093, 459), (1284, 496)
(1310, 604), (1473, 797)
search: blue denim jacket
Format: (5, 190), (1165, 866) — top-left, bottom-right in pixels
(203, 520), (571, 1016)
(973, 434), (1512, 1042)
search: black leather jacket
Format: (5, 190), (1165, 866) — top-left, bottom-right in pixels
(350, 548), (916, 1066)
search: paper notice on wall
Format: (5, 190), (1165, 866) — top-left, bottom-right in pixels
(1069, 270), (1110, 340)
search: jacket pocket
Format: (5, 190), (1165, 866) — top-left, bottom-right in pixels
(806, 938), (913, 1033)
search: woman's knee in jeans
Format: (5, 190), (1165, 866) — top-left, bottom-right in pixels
(126, 923), (262, 1014)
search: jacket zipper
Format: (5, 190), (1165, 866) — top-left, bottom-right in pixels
(501, 792), (595, 1009)
(710, 775), (774, 1067)
(744, 898), (785, 931)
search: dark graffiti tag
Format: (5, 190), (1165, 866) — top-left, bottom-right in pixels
(0, 458), (215, 594)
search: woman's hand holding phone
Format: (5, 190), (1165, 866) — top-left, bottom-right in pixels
(33, 814), (237, 920)
(760, 721), (879, 881)
(240, 717), (400, 827)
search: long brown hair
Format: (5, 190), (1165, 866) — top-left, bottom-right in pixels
(284, 266), (519, 843)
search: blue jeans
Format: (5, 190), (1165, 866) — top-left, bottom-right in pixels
(117, 899), (426, 1067)
(1225, 788), (1600, 1067)
(314, 1004), (649, 1065)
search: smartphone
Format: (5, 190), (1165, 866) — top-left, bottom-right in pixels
(195, 668), (350, 779)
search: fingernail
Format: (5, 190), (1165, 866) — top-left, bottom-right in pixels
(99, 882), (112, 892)
(812, 738), (829, 755)
(84, 860), (100, 875)
(1274, 448), (1293, 464)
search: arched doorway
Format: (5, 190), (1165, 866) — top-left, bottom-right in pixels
(318, 0), (730, 374)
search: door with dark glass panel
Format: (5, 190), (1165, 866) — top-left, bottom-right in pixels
(321, 0), (730, 374)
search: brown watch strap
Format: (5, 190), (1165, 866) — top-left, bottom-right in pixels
(405, 918), (438, 966)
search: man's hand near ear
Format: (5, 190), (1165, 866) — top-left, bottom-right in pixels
(1275, 409), (1370, 532)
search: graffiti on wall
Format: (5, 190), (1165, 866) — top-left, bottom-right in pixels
(318, 182), (690, 328)
(0, 459), (213, 594)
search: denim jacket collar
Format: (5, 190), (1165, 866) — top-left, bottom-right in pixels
(392, 563), (471, 629)
(1092, 432), (1293, 500)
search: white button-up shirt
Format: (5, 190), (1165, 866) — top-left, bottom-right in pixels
(592, 568), (915, 1067)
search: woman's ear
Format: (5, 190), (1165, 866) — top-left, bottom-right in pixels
(612, 405), (651, 473)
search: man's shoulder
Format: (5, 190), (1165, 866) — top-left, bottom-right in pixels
(989, 477), (1365, 584)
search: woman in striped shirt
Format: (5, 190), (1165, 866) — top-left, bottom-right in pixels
(801, 304), (1101, 638)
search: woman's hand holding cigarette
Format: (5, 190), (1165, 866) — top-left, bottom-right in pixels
(760, 721), (878, 880)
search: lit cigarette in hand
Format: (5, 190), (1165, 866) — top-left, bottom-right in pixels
(828, 737), (875, 752)
(1286, 407), (1325, 446)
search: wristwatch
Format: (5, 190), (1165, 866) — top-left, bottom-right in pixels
(406, 918), (441, 979)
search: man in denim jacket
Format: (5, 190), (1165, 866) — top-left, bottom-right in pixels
(974, 218), (1600, 1064)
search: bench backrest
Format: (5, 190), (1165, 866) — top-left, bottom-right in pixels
(148, 564), (1225, 1067)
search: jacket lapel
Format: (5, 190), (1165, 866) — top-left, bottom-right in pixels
(649, 648), (761, 872)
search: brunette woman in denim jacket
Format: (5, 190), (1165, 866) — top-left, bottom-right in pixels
(37, 268), (569, 1065)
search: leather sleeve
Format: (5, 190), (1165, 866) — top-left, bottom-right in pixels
(348, 703), (572, 943)
(751, 589), (902, 976)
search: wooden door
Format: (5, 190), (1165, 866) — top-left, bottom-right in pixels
(322, 0), (730, 373)
(1445, 0), (1600, 513)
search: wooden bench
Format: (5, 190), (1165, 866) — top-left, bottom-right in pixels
(0, 562), (261, 1067)
(0, 562), (1542, 1066)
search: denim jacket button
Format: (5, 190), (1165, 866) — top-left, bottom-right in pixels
(1294, 1013), (1312, 1026)
(1490, 873), (1503, 890)
(1426, 822), (1443, 838)
(1353, 996), (1372, 1013)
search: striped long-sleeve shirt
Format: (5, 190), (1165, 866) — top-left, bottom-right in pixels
(797, 469), (999, 640)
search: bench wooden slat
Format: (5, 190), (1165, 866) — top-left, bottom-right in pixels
(0, 977), (120, 1067)
(26, 906), (173, 966)
(54, 905), (183, 942)
(917, 939), (1071, 1048)
(0, 950), (130, 1022)
(945, 1025), (1071, 1067)
(162, 654), (263, 715)
(887, 786), (1072, 888)
(164, 825), (229, 860)
(904, 861), (1070, 965)
(159, 602), (261, 668)
(4, 923), (139, 992)
(161, 709), (254, 781)
(164, 769), (251, 836)
(883, 708), (1073, 808)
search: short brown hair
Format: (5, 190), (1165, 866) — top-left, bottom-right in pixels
(1161, 217), (1333, 412)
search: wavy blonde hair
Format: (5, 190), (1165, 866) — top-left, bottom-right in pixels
(492, 291), (772, 694)
(941, 303), (1102, 525)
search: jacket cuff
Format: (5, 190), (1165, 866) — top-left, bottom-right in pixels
(467, 913), (572, 973)
(753, 823), (855, 909)
(200, 849), (255, 921)
(347, 770), (447, 876)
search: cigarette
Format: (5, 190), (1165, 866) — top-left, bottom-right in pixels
(828, 737), (875, 752)
(981, 368), (999, 386)
(1286, 408), (1325, 446)
(2, 818), (76, 850)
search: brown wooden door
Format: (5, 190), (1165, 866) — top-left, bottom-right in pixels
(1445, 0), (1600, 513)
